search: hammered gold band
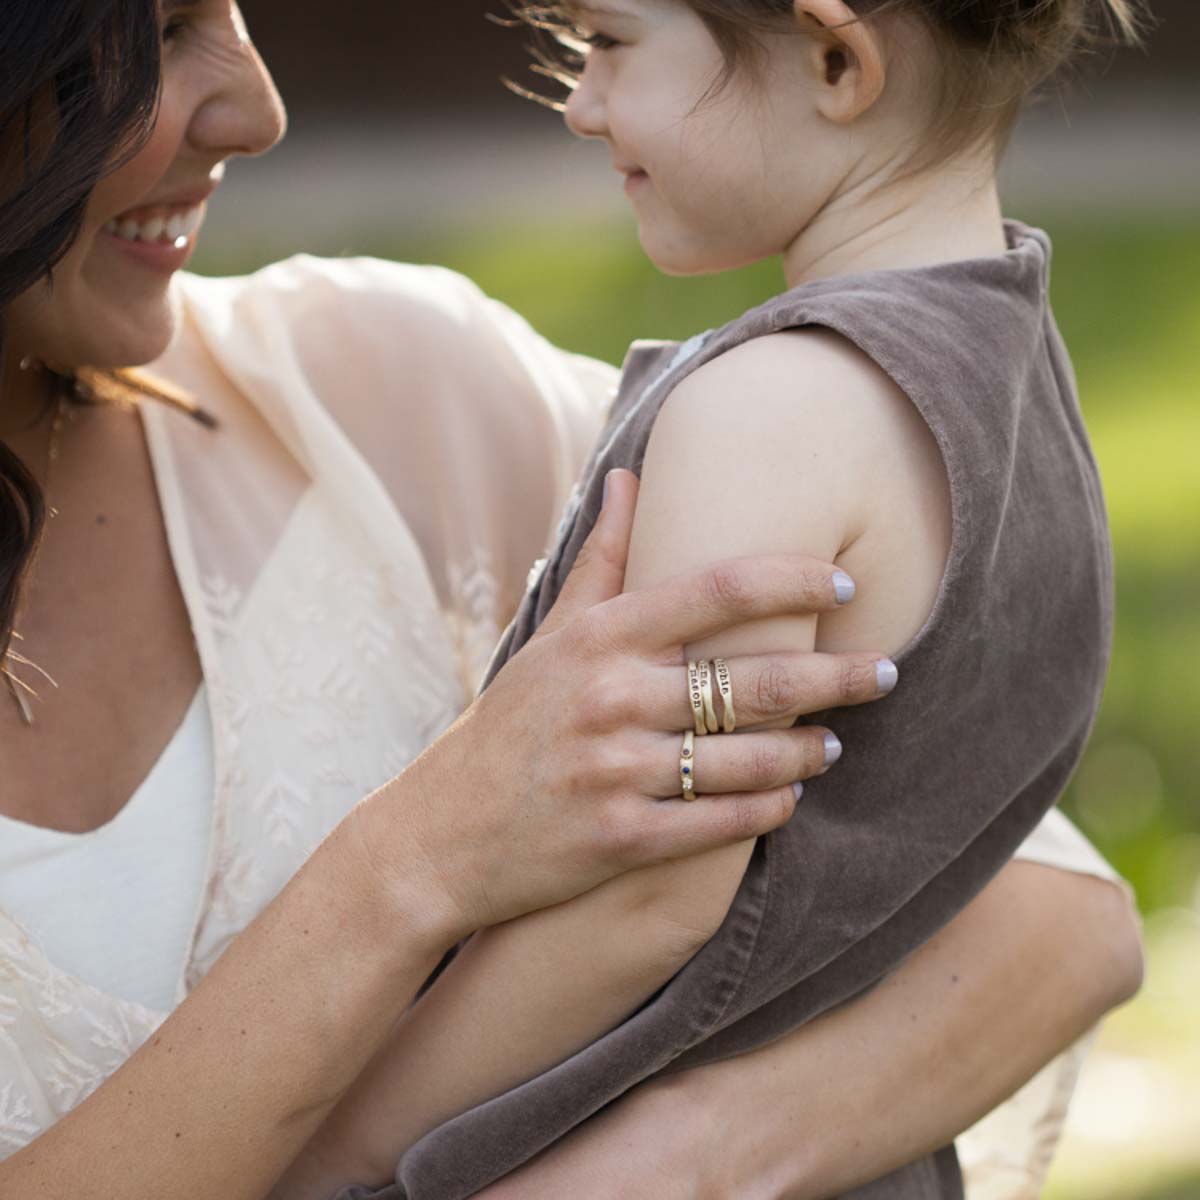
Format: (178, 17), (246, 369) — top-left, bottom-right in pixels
(712, 657), (736, 734)
(687, 661), (707, 737)
(697, 658), (720, 735)
(680, 729), (696, 800)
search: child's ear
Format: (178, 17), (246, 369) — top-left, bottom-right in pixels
(792, 0), (887, 123)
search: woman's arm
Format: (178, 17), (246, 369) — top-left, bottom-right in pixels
(709, 862), (1144, 1200)
(0, 488), (843, 1200)
(283, 332), (942, 1191)
(0, 808), (452, 1200)
(467, 861), (1143, 1200)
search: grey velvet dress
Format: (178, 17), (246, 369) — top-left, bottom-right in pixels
(349, 220), (1113, 1200)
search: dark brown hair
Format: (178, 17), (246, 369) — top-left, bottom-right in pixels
(509, 0), (1147, 161)
(0, 0), (161, 671)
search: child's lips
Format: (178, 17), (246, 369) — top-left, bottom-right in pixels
(622, 168), (649, 193)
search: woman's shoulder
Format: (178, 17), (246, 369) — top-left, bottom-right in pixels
(174, 253), (614, 417)
(174, 255), (505, 358)
(165, 255), (617, 645)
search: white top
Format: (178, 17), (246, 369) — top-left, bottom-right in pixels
(0, 688), (212, 1015)
(0, 257), (1126, 1197)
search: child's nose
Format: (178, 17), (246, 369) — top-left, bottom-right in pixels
(564, 71), (607, 140)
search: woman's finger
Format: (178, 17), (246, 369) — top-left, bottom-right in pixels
(624, 787), (801, 865)
(647, 726), (837, 797)
(591, 555), (856, 656)
(535, 470), (640, 640)
(644, 650), (897, 730)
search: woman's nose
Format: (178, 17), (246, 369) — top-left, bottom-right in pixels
(189, 32), (287, 160)
(564, 67), (608, 141)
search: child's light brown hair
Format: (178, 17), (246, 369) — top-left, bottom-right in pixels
(509, 0), (1148, 167)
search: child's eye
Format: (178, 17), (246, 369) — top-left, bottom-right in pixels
(581, 32), (620, 51)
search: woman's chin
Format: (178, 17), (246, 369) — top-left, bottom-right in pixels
(43, 309), (175, 369)
(63, 306), (178, 372)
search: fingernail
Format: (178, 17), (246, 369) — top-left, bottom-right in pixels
(792, 781), (805, 803)
(876, 659), (899, 696)
(602, 470), (613, 507)
(823, 733), (843, 767)
(833, 570), (856, 605)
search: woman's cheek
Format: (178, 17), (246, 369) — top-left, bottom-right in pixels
(89, 87), (191, 219)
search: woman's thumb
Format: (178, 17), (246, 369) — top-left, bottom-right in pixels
(536, 470), (639, 637)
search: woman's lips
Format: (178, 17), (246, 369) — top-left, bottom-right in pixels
(105, 203), (205, 246)
(101, 203), (206, 275)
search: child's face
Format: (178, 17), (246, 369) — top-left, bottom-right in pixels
(564, 0), (842, 276)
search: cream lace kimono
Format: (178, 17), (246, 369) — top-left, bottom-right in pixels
(0, 256), (1121, 1197)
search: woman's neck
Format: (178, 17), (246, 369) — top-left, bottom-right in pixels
(1, 348), (55, 432)
(781, 155), (1007, 290)
(1, 350), (57, 458)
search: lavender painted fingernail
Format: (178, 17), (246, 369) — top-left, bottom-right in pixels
(824, 733), (843, 767)
(876, 659), (899, 696)
(792, 782), (805, 803)
(833, 570), (856, 605)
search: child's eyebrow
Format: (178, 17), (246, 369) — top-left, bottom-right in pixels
(570, 1), (636, 18)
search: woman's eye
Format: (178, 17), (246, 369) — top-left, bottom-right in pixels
(162, 18), (187, 43)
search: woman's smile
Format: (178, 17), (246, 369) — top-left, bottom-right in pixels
(99, 178), (221, 276)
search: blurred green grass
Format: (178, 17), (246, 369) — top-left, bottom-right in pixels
(195, 206), (1199, 1196)
(201, 210), (1200, 911)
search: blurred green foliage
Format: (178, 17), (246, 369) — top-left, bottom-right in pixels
(195, 211), (1200, 912)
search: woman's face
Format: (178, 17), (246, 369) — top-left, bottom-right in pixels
(6, 0), (286, 371)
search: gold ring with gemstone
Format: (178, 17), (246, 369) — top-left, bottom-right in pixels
(680, 729), (696, 800)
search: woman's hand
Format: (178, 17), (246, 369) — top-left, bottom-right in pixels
(360, 469), (895, 941)
(468, 1076), (724, 1200)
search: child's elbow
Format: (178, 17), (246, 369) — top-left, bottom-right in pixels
(1093, 882), (1146, 1011)
(1062, 873), (1144, 1021)
(631, 841), (758, 966)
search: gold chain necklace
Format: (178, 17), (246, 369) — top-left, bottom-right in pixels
(1, 360), (217, 726)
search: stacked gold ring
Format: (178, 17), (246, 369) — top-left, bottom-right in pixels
(680, 658), (738, 799)
(713, 657), (736, 734)
(697, 659), (720, 734)
(687, 661), (707, 737)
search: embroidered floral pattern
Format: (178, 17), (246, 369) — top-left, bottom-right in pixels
(446, 546), (504, 694)
(0, 486), (466, 1160)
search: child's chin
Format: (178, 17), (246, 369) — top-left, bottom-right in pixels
(639, 232), (725, 278)
(641, 237), (761, 279)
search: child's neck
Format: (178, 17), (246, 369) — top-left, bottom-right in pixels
(781, 158), (1007, 289)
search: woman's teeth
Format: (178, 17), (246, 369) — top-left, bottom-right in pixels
(105, 205), (204, 246)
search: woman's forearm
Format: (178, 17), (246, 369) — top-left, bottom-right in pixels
(288, 841), (756, 1194)
(0, 803), (453, 1200)
(679, 861), (1143, 1200)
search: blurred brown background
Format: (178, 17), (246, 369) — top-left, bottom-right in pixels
(200, 5), (1199, 1197)
(249, 0), (1198, 116)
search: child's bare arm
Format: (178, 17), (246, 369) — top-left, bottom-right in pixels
(283, 329), (947, 1195)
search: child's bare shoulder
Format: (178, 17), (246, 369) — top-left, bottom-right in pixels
(651, 328), (943, 519)
(639, 327), (950, 656)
